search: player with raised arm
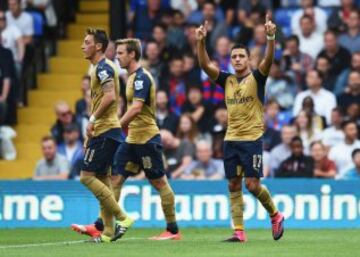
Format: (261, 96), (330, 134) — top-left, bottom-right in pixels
(77, 28), (133, 243)
(110, 38), (181, 241)
(196, 15), (284, 242)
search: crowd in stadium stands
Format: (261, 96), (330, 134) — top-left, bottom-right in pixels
(0, 0), (78, 159)
(1, 0), (359, 180)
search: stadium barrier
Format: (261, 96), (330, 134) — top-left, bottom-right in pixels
(0, 180), (359, 229)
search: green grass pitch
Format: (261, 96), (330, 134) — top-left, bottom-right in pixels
(0, 228), (358, 257)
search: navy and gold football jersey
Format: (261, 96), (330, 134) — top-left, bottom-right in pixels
(215, 69), (268, 141)
(126, 67), (159, 144)
(90, 58), (121, 137)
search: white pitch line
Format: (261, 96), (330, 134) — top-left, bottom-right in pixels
(0, 237), (146, 250)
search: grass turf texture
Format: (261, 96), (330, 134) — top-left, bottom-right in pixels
(0, 228), (358, 257)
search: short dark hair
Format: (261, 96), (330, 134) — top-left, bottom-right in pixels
(86, 28), (109, 53)
(286, 35), (300, 47)
(324, 29), (338, 38)
(341, 120), (357, 130)
(291, 136), (303, 145)
(41, 135), (56, 144)
(332, 107), (342, 114)
(300, 14), (313, 22)
(203, 0), (216, 8)
(230, 44), (250, 57)
(352, 148), (360, 159)
(82, 74), (91, 81)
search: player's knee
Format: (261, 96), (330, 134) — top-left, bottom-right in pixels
(245, 179), (260, 194)
(150, 177), (167, 191)
(228, 179), (241, 192)
(80, 173), (91, 185)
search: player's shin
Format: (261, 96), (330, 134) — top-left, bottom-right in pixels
(98, 174), (115, 237)
(230, 191), (244, 231)
(80, 174), (128, 221)
(158, 182), (178, 234)
(255, 186), (277, 217)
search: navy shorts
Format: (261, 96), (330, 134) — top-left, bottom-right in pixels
(223, 137), (263, 179)
(82, 136), (120, 174)
(112, 135), (165, 179)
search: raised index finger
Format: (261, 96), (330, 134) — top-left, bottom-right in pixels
(265, 13), (270, 24)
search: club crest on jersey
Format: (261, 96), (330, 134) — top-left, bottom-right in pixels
(134, 80), (143, 90)
(98, 70), (109, 81)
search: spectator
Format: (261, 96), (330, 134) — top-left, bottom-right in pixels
(263, 123), (281, 152)
(264, 99), (291, 131)
(275, 136), (314, 178)
(338, 9), (360, 53)
(144, 40), (165, 86)
(199, 1), (227, 54)
(237, 0), (272, 25)
(294, 110), (322, 154)
(160, 56), (187, 115)
(310, 141), (337, 178)
(328, 0), (357, 33)
(57, 124), (83, 169)
(291, 0), (328, 36)
(211, 104), (227, 159)
(152, 23), (171, 61)
(0, 33), (17, 125)
(334, 51), (360, 95)
(0, 35), (11, 126)
(51, 101), (81, 144)
(75, 75), (90, 118)
(265, 62), (296, 111)
(328, 120), (360, 176)
(166, 9), (187, 51)
(341, 148), (360, 179)
(317, 107), (345, 149)
(214, 36), (234, 73)
(318, 30), (352, 77)
(183, 23), (198, 57)
(181, 86), (215, 134)
(344, 103), (360, 125)
(293, 69), (337, 125)
(183, 52), (201, 86)
(297, 14), (324, 59)
(155, 90), (179, 134)
(337, 71), (360, 114)
(301, 96), (326, 131)
(176, 113), (201, 143)
(187, 0), (224, 25)
(6, 0), (33, 45)
(281, 35), (313, 90)
(131, 0), (164, 41)
(269, 125), (298, 176)
(0, 9), (24, 77)
(33, 136), (69, 180)
(315, 56), (339, 92)
(181, 140), (224, 180)
(160, 129), (195, 178)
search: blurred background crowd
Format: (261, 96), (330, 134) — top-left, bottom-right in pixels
(0, 0), (359, 181)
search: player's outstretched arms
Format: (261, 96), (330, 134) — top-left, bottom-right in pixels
(258, 14), (276, 76)
(196, 21), (219, 81)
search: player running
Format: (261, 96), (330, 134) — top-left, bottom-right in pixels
(77, 28), (133, 243)
(196, 15), (284, 242)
